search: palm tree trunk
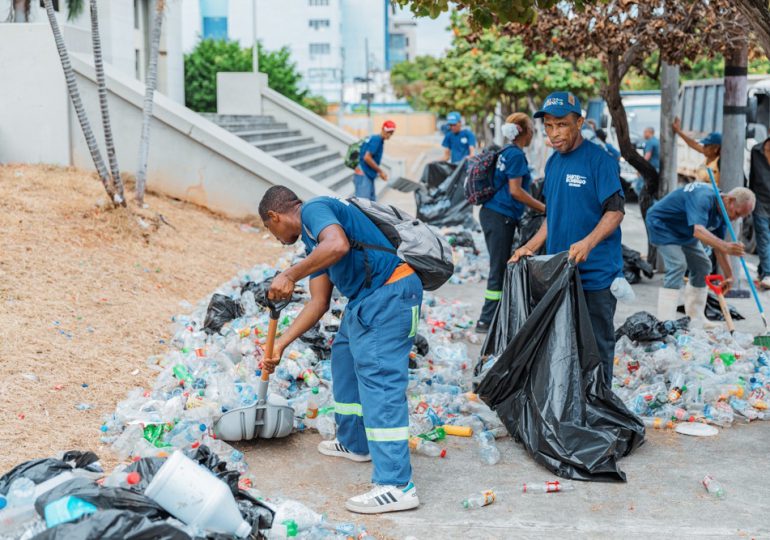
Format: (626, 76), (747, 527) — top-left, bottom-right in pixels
(43, 0), (117, 204)
(135, 0), (165, 206)
(90, 0), (125, 205)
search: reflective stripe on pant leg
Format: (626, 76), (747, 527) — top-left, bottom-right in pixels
(331, 313), (369, 455)
(348, 274), (421, 486)
(408, 305), (419, 338)
(484, 289), (502, 301)
(334, 402), (363, 416)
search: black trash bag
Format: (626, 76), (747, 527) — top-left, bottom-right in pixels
(202, 294), (243, 335)
(511, 180), (545, 252)
(676, 293), (745, 321)
(415, 160), (476, 228)
(413, 333), (429, 357)
(614, 311), (690, 342)
(123, 458), (165, 492)
(622, 245), (654, 285)
(32, 508), (191, 540)
(475, 253), (645, 482)
(34, 478), (168, 521)
(419, 160), (456, 190)
(0, 451), (102, 495)
(299, 326), (332, 360)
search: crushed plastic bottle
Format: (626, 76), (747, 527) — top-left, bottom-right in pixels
(461, 489), (496, 508)
(408, 437), (446, 458)
(522, 480), (575, 494)
(475, 430), (500, 465)
(702, 475), (725, 497)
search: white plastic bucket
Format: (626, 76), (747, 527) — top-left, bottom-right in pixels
(144, 451), (251, 538)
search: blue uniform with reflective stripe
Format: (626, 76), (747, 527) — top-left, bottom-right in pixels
(301, 197), (421, 485)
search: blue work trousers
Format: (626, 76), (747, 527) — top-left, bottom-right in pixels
(331, 272), (422, 485)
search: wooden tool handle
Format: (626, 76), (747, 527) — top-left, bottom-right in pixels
(716, 293), (736, 334)
(261, 317), (279, 381)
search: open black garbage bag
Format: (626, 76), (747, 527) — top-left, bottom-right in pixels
(475, 253), (645, 482)
(0, 451), (101, 495)
(414, 160), (475, 228)
(32, 508), (192, 540)
(622, 245), (654, 285)
(615, 311), (690, 342)
(202, 294), (243, 335)
(419, 160), (456, 190)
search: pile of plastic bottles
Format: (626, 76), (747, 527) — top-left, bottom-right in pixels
(441, 227), (489, 285)
(613, 326), (770, 428)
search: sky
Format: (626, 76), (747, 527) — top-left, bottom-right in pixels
(402, 9), (453, 57)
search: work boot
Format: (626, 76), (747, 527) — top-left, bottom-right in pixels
(656, 287), (680, 322)
(317, 440), (371, 462)
(684, 284), (708, 329)
(345, 482), (419, 514)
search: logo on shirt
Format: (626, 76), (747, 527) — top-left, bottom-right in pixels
(461, 137), (468, 144)
(565, 173), (587, 187)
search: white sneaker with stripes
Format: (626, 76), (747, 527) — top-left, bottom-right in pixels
(345, 482), (419, 514)
(317, 439), (371, 462)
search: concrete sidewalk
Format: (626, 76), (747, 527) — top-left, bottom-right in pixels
(240, 190), (770, 539)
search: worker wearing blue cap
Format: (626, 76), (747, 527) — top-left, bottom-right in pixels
(442, 112), (476, 164)
(673, 117), (722, 185)
(511, 91), (625, 383)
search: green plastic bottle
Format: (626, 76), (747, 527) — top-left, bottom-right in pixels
(418, 426), (447, 442)
(173, 364), (194, 385)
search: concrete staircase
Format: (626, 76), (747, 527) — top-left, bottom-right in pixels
(203, 114), (356, 197)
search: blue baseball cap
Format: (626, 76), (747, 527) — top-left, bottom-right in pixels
(534, 92), (582, 119)
(446, 111), (461, 125)
(700, 132), (722, 146)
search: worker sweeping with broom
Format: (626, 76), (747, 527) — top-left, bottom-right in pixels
(645, 182), (755, 327)
(257, 186), (422, 515)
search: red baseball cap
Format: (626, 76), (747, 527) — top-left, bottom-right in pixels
(382, 120), (396, 132)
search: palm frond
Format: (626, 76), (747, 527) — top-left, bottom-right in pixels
(66, 0), (84, 21)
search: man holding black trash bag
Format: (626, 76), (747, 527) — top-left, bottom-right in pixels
(512, 92), (625, 382)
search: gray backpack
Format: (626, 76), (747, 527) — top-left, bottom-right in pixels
(348, 197), (454, 291)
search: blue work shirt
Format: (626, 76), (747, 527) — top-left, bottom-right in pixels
(543, 140), (624, 291)
(301, 197), (401, 306)
(358, 135), (385, 180)
(646, 183), (726, 246)
(442, 129), (477, 164)
(644, 136), (660, 171)
(483, 145), (531, 220)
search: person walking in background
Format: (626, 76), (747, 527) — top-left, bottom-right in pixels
(353, 120), (396, 201)
(476, 113), (545, 333)
(632, 127), (660, 196)
(512, 92), (625, 382)
(672, 117), (722, 185)
(442, 112), (476, 164)
(749, 136), (770, 288)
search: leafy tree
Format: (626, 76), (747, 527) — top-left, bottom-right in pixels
(184, 39), (325, 114)
(392, 13), (603, 135)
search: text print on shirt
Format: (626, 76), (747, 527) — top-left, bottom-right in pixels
(566, 173), (587, 188)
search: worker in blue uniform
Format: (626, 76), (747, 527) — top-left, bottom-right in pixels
(258, 186), (421, 514)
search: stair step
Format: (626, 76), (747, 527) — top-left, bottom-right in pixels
(306, 158), (348, 181)
(269, 143), (328, 162)
(253, 135), (315, 151)
(320, 168), (355, 191)
(200, 113), (276, 125)
(226, 121), (290, 132)
(286, 149), (341, 171)
(336, 182), (356, 199)
(235, 128), (301, 142)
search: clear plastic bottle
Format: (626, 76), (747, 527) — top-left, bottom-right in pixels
(702, 475), (725, 497)
(522, 480), (575, 494)
(408, 436), (446, 457)
(610, 276), (636, 304)
(6, 478), (35, 507)
(475, 431), (501, 465)
(102, 468), (142, 489)
(316, 408), (336, 440)
(461, 489), (496, 508)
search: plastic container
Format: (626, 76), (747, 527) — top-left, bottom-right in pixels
(144, 451), (251, 538)
(522, 480), (575, 493)
(462, 489), (496, 508)
(44, 496), (98, 527)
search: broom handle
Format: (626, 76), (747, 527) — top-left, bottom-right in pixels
(706, 167), (767, 329)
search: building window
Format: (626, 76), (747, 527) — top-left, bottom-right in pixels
(308, 0), (329, 5)
(309, 43), (331, 55)
(202, 17), (228, 40)
(309, 19), (330, 30)
(308, 68), (338, 82)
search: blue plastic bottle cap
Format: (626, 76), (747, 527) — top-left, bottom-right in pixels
(198, 424), (206, 431)
(0, 496), (7, 509)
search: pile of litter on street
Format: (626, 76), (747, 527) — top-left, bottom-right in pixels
(613, 312), (770, 429)
(0, 253), (505, 538)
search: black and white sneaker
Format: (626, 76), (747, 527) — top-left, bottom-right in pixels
(317, 439), (371, 462)
(475, 320), (490, 334)
(345, 482), (419, 514)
